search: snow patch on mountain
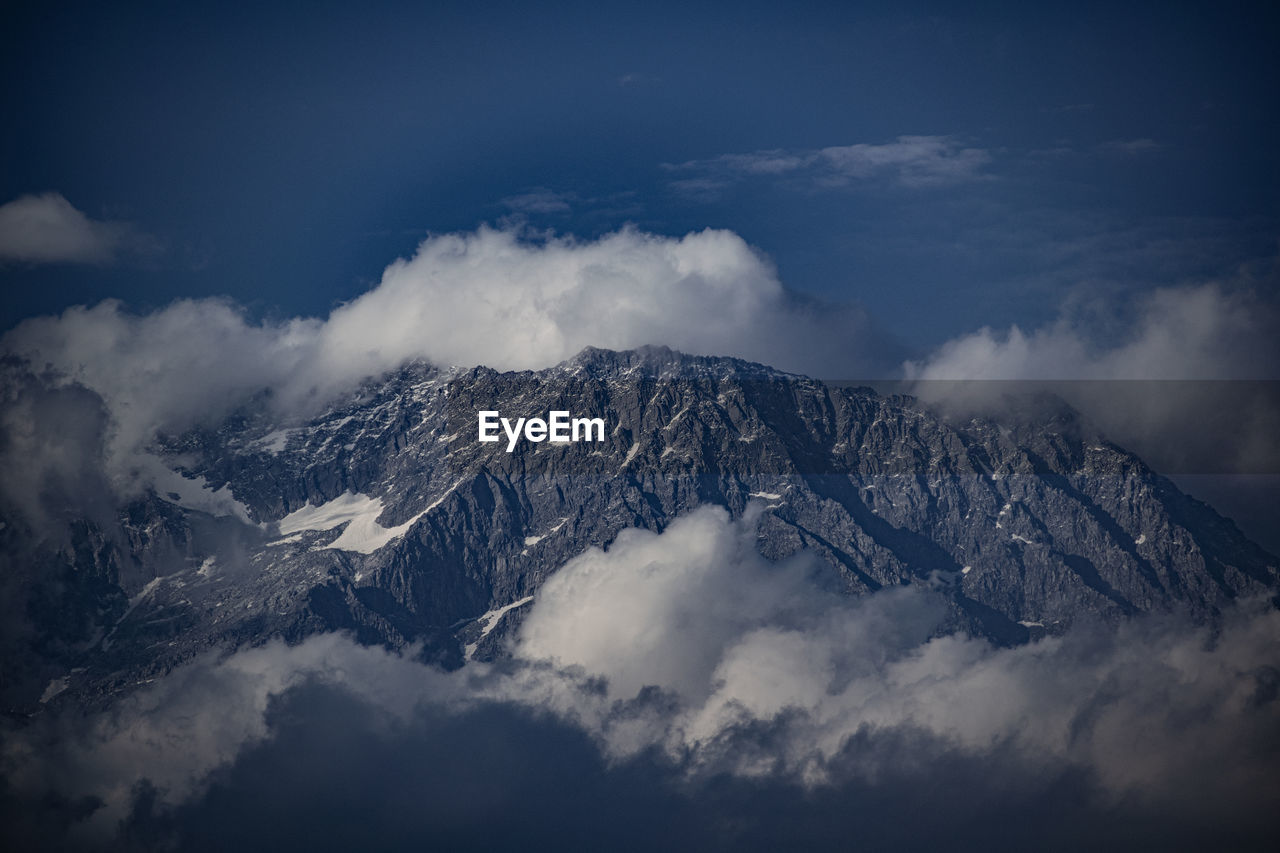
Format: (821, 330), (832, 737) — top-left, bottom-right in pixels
(465, 596), (535, 660)
(276, 492), (427, 555)
(253, 429), (297, 454)
(151, 462), (255, 524)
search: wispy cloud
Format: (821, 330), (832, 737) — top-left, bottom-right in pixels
(617, 71), (660, 87)
(817, 137), (991, 186)
(907, 281), (1280, 381)
(665, 176), (733, 202)
(1098, 138), (1161, 155)
(500, 188), (575, 214)
(0, 224), (896, 525)
(665, 135), (991, 197)
(1048, 102), (1095, 114)
(904, 280), (1280, 479)
(0, 192), (159, 265)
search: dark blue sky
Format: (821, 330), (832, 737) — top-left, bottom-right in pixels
(2, 0), (1277, 352)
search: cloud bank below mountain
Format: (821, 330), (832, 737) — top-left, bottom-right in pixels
(4, 507), (1277, 849)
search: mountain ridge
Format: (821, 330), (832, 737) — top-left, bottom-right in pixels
(6, 346), (1276, 712)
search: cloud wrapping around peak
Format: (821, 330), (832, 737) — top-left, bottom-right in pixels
(305, 223), (891, 389)
(0, 193), (157, 265)
(3, 225), (888, 436)
(0, 224), (893, 519)
(1, 220), (1274, 530)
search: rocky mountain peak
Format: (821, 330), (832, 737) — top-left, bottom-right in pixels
(7, 347), (1276, 711)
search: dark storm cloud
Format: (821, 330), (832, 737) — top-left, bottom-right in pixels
(88, 684), (1280, 852)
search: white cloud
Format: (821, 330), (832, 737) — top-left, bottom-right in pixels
(0, 192), (156, 265)
(902, 284), (1280, 476)
(905, 284), (1278, 381)
(305, 224), (897, 387)
(512, 507), (1280, 796)
(665, 136), (990, 191)
(2, 297), (326, 503)
(517, 506), (846, 704)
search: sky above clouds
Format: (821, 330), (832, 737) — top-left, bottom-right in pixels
(1, 0), (1277, 354)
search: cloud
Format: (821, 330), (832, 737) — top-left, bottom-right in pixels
(5, 507), (1278, 848)
(500, 188), (574, 214)
(0, 224), (896, 518)
(665, 136), (991, 194)
(1099, 138), (1160, 155)
(2, 217), (1274, 541)
(902, 282), (1280, 484)
(816, 137), (991, 187)
(665, 176), (733, 201)
(617, 72), (660, 87)
(517, 505), (855, 705)
(905, 284), (1279, 382)
(3, 219), (1274, 541)
(713, 150), (812, 176)
(0, 365), (117, 534)
(0, 193), (158, 265)
(512, 507), (1280, 795)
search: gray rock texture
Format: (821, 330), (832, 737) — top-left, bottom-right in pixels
(7, 346), (1276, 710)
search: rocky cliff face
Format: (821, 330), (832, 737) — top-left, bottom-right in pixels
(8, 346), (1277, 710)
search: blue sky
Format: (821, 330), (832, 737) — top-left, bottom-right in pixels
(2, 0), (1277, 353)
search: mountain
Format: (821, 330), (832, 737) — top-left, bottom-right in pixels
(6, 346), (1277, 711)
